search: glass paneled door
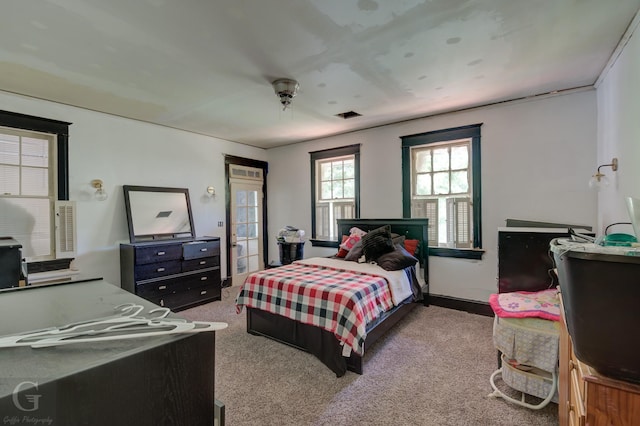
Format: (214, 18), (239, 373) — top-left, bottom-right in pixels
(230, 180), (263, 285)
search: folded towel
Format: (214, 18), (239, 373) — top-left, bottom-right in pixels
(489, 289), (560, 322)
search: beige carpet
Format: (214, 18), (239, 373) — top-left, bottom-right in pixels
(181, 288), (559, 426)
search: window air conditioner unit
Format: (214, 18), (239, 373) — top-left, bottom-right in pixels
(55, 200), (77, 259)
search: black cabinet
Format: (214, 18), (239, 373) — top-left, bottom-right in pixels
(0, 237), (22, 289)
(120, 237), (221, 311)
(0, 279), (217, 426)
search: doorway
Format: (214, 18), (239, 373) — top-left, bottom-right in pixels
(227, 162), (266, 286)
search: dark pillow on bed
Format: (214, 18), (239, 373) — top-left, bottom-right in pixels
(376, 244), (418, 271)
(391, 233), (406, 245)
(361, 225), (395, 262)
(344, 239), (364, 261)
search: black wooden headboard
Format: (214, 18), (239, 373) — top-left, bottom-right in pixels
(336, 218), (429, 290)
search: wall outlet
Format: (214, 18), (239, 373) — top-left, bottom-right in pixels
(217, 221), (224, 227)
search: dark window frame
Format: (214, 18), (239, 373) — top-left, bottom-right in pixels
(0, 110), (70, 200)
(310, 144), (360, 248)
(401, 124), (484, 260)
(0, 110), (71, 269)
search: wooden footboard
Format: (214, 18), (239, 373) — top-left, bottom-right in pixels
(247, 300), (419, 377)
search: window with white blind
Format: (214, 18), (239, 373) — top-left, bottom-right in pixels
(310, 145), (360, 245)
(0, 111), (71, 261)
(402, 124), (483, 259)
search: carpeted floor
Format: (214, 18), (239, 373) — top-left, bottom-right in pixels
(180, 287), (559, 426)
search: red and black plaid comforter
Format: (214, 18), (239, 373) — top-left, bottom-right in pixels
(235, 262), (394, 355)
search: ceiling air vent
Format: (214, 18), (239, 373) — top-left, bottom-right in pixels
(335, 111), (362, 119)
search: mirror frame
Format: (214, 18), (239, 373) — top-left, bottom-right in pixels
(123, 185), (196, 243)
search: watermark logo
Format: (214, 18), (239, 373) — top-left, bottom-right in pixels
(12, 381), (41, 412)
(1, 380), (55, 425)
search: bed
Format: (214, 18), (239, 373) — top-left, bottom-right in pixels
(235, 218), (429, 377)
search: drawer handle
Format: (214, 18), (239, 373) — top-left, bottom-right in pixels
(199, 260), (206, 265)
(200, 276), (208, 281)
(157, 267), (165, 272)
(157, 251), (166, 256)
(200, 290), (207, 295)
(158, 285), (167, 290)
(200, 248), (208, 252)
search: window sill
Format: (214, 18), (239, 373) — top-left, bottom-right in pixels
(309, 239), (339, 249)
(428, 247), (485, 260)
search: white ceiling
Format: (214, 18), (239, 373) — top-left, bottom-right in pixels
(1, 1), (639, 149)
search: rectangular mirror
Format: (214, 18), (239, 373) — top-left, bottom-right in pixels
(123, 185), (196, 243)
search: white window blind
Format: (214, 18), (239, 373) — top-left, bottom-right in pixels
(446, 197), (472, 248)
(411, 198), (439, 246)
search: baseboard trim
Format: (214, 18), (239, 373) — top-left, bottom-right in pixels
(429, 294), (494, 317)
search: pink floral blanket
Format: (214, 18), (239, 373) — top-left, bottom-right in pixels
(488, 288), (560, 322)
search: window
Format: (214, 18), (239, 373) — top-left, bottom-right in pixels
(310, 145), (360, 246)
(0, 110), (70, 261)
(402, 124), (483, 259)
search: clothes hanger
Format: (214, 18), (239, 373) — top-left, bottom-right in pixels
(0, 303), (227, 348)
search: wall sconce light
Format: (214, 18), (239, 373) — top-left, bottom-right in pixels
(91, 179), (108, 201)
(589, 157), (618, 190)
(206, 186), (216, 197)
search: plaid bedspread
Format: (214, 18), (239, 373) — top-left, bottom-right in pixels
(235, 262), (394, 355)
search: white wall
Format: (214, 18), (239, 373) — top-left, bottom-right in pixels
(0, 91), (267, 285)
(267, 90), (598, 302)
(596, 18), (640, 234)
(0, 82), (602, 303)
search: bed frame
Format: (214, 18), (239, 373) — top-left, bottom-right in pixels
(246, 218), (429, 377)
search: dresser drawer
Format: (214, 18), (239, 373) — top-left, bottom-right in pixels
(136, 276), (185, 298)
(183, 240), (220, 260)
(135, 244), (182, 264)
(137, 269), (220, 297)
(153, 284), (221, 310)
(183, 256), (220, 271)
(134, 260), (182, 280)
(184, 284), (221, 303)
(182, 268), (221, 290)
